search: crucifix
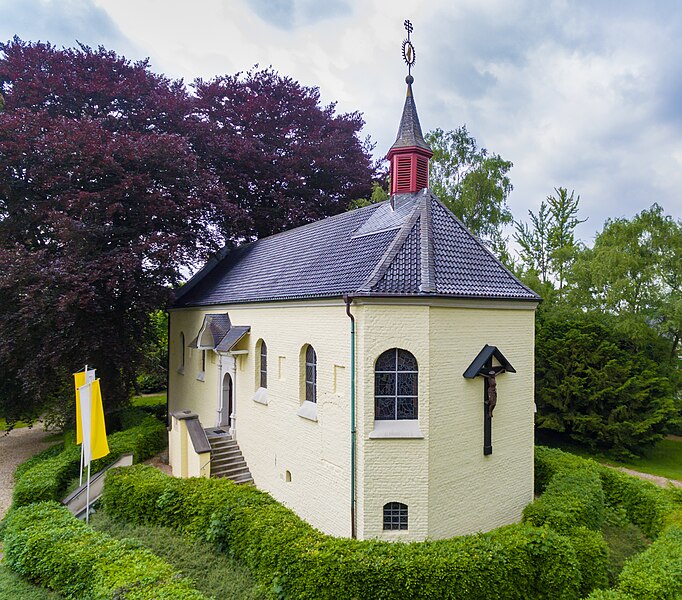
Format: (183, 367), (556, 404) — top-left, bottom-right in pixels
(463, 345), (515, 455)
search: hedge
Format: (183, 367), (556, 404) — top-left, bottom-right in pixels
(617, 525), (682, 599)
(535, 446), (679, 539)
(103, 465), (603, 600)
(12, 441), (65, 482)
(523, 469), (606, 534)
(2, 502), (208, 599)
(534, 446), (682, 598)
(587, 526), (682, 600)
(11, 414), (165, 509)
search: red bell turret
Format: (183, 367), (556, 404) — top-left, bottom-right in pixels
(387, 74), (433, 195)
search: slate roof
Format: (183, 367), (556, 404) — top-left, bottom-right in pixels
(389, 81), (432, 153)
(173, 189), (540, 308)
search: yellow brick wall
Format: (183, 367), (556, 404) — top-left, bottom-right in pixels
(354, 302), (431, 540)
(427, 304), (536, 539)
(168, 297), (536, 542)
(169, 301), (353, 537)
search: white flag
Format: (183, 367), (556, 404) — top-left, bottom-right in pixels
(79, 382), (92, 466)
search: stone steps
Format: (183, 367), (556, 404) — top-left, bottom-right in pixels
(206, 430), (253, 485)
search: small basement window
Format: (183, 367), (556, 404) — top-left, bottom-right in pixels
(383, 502), (408, 530)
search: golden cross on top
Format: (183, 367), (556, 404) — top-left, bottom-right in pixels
(402, 19), (416, 76)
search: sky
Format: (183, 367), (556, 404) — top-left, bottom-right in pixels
(1, 0), (681, 246)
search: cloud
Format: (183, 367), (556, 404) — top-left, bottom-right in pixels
(0, 0), (130, 51)
(1, 0), (680, 244)
(244, 0), (351, 29)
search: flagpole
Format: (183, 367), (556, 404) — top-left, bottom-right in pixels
(79, 364), (87, 486)
(85, 462), (91, 523)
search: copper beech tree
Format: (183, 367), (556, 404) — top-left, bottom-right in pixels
(0, 39), (374, 426)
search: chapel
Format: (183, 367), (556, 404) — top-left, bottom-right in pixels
(167, 26), (539, 541)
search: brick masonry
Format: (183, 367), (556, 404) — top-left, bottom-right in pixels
(168, 296), (536, 541)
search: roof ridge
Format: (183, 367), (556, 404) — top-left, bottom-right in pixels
(357, 199), (423, 293)
(419, 195), (435, 293)
(429, 194), (541, 299)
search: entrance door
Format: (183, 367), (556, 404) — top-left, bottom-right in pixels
(221, 372), (233, 428)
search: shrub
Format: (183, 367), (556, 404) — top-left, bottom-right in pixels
(11, 415), (165, 509)
(535, 445), (678, 539)
(597, 468), (676, 539)
(12, 441), (64, 482)
(103, 466), (588, 600)
(523, 469), (605, 533)
(586, 591), (634, 599)
(534, 445), (600, 493)
(565, 526), (610, 596)
(616, 526), (682, 600)
(2, 502), (208, 599)
(534, 312), (676, 456)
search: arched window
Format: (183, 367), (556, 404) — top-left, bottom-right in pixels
(375, 349), (418, 420)
(179, 332), (185, 372)
(259, 340), (268, 389)
(383, 502), (408, 530)
(305, 345), (317, 403)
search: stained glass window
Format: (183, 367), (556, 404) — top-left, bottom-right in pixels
(383, 502), (408, 530)
(260, 341), (267, 388)
(305, 345), (317, 403)
(374, 349), (418, 420)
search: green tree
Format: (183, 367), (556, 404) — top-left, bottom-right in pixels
(535, 310), (676, 456)
(515, 199), (553, 284)
(347, 180), (389, 210)
(568, 204), (681, 362)
(135, 310), (168, 394)
(425, 126), (513, 259)
(514, 187), (585, 298)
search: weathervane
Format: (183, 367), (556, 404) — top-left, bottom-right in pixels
(402, 19), (416, 80)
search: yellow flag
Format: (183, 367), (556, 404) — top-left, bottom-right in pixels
(73, 371), (86, 445)
(90, 379), (109, 461)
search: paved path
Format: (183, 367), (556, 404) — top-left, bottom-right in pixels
(613, 466), (682, 489)
(0, 426), (57, 520)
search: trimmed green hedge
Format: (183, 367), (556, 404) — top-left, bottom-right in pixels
(617, 526), (682, 599)
(534, 446), (679, 539)
(11, 415), (165, 509)
(98, 448), (681, 599)
(3, 502), (208, 599)
(103, 465), (601, 600)
(12, 442), (64, 482)
(534, 446), (682, 599)
(587, 526), (682, 600)
(523, 469), (606, 533)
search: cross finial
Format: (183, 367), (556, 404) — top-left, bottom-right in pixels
(402, 20), (416, 79)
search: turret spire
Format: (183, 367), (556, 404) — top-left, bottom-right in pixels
(387, 20), (433, 196)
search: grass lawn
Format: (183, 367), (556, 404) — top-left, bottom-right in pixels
(1, 390), (167, 430)
(0, 418), (28, 432)
(601, 521), (650, 584)
(0, 561), (61, 600)
(543, 437), (682, 482)
(131, 391), (166, 407)
(90, 512), (265, 600)
(606, 438), (682, 481)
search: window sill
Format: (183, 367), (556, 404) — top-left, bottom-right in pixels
(252, 387), (269, 405)
(196, 371), (205, 382)
(369, 420), (423, 439)
(297, 401), (318, 422)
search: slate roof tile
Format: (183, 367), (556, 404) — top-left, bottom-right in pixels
(173, 190), (540, 308)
